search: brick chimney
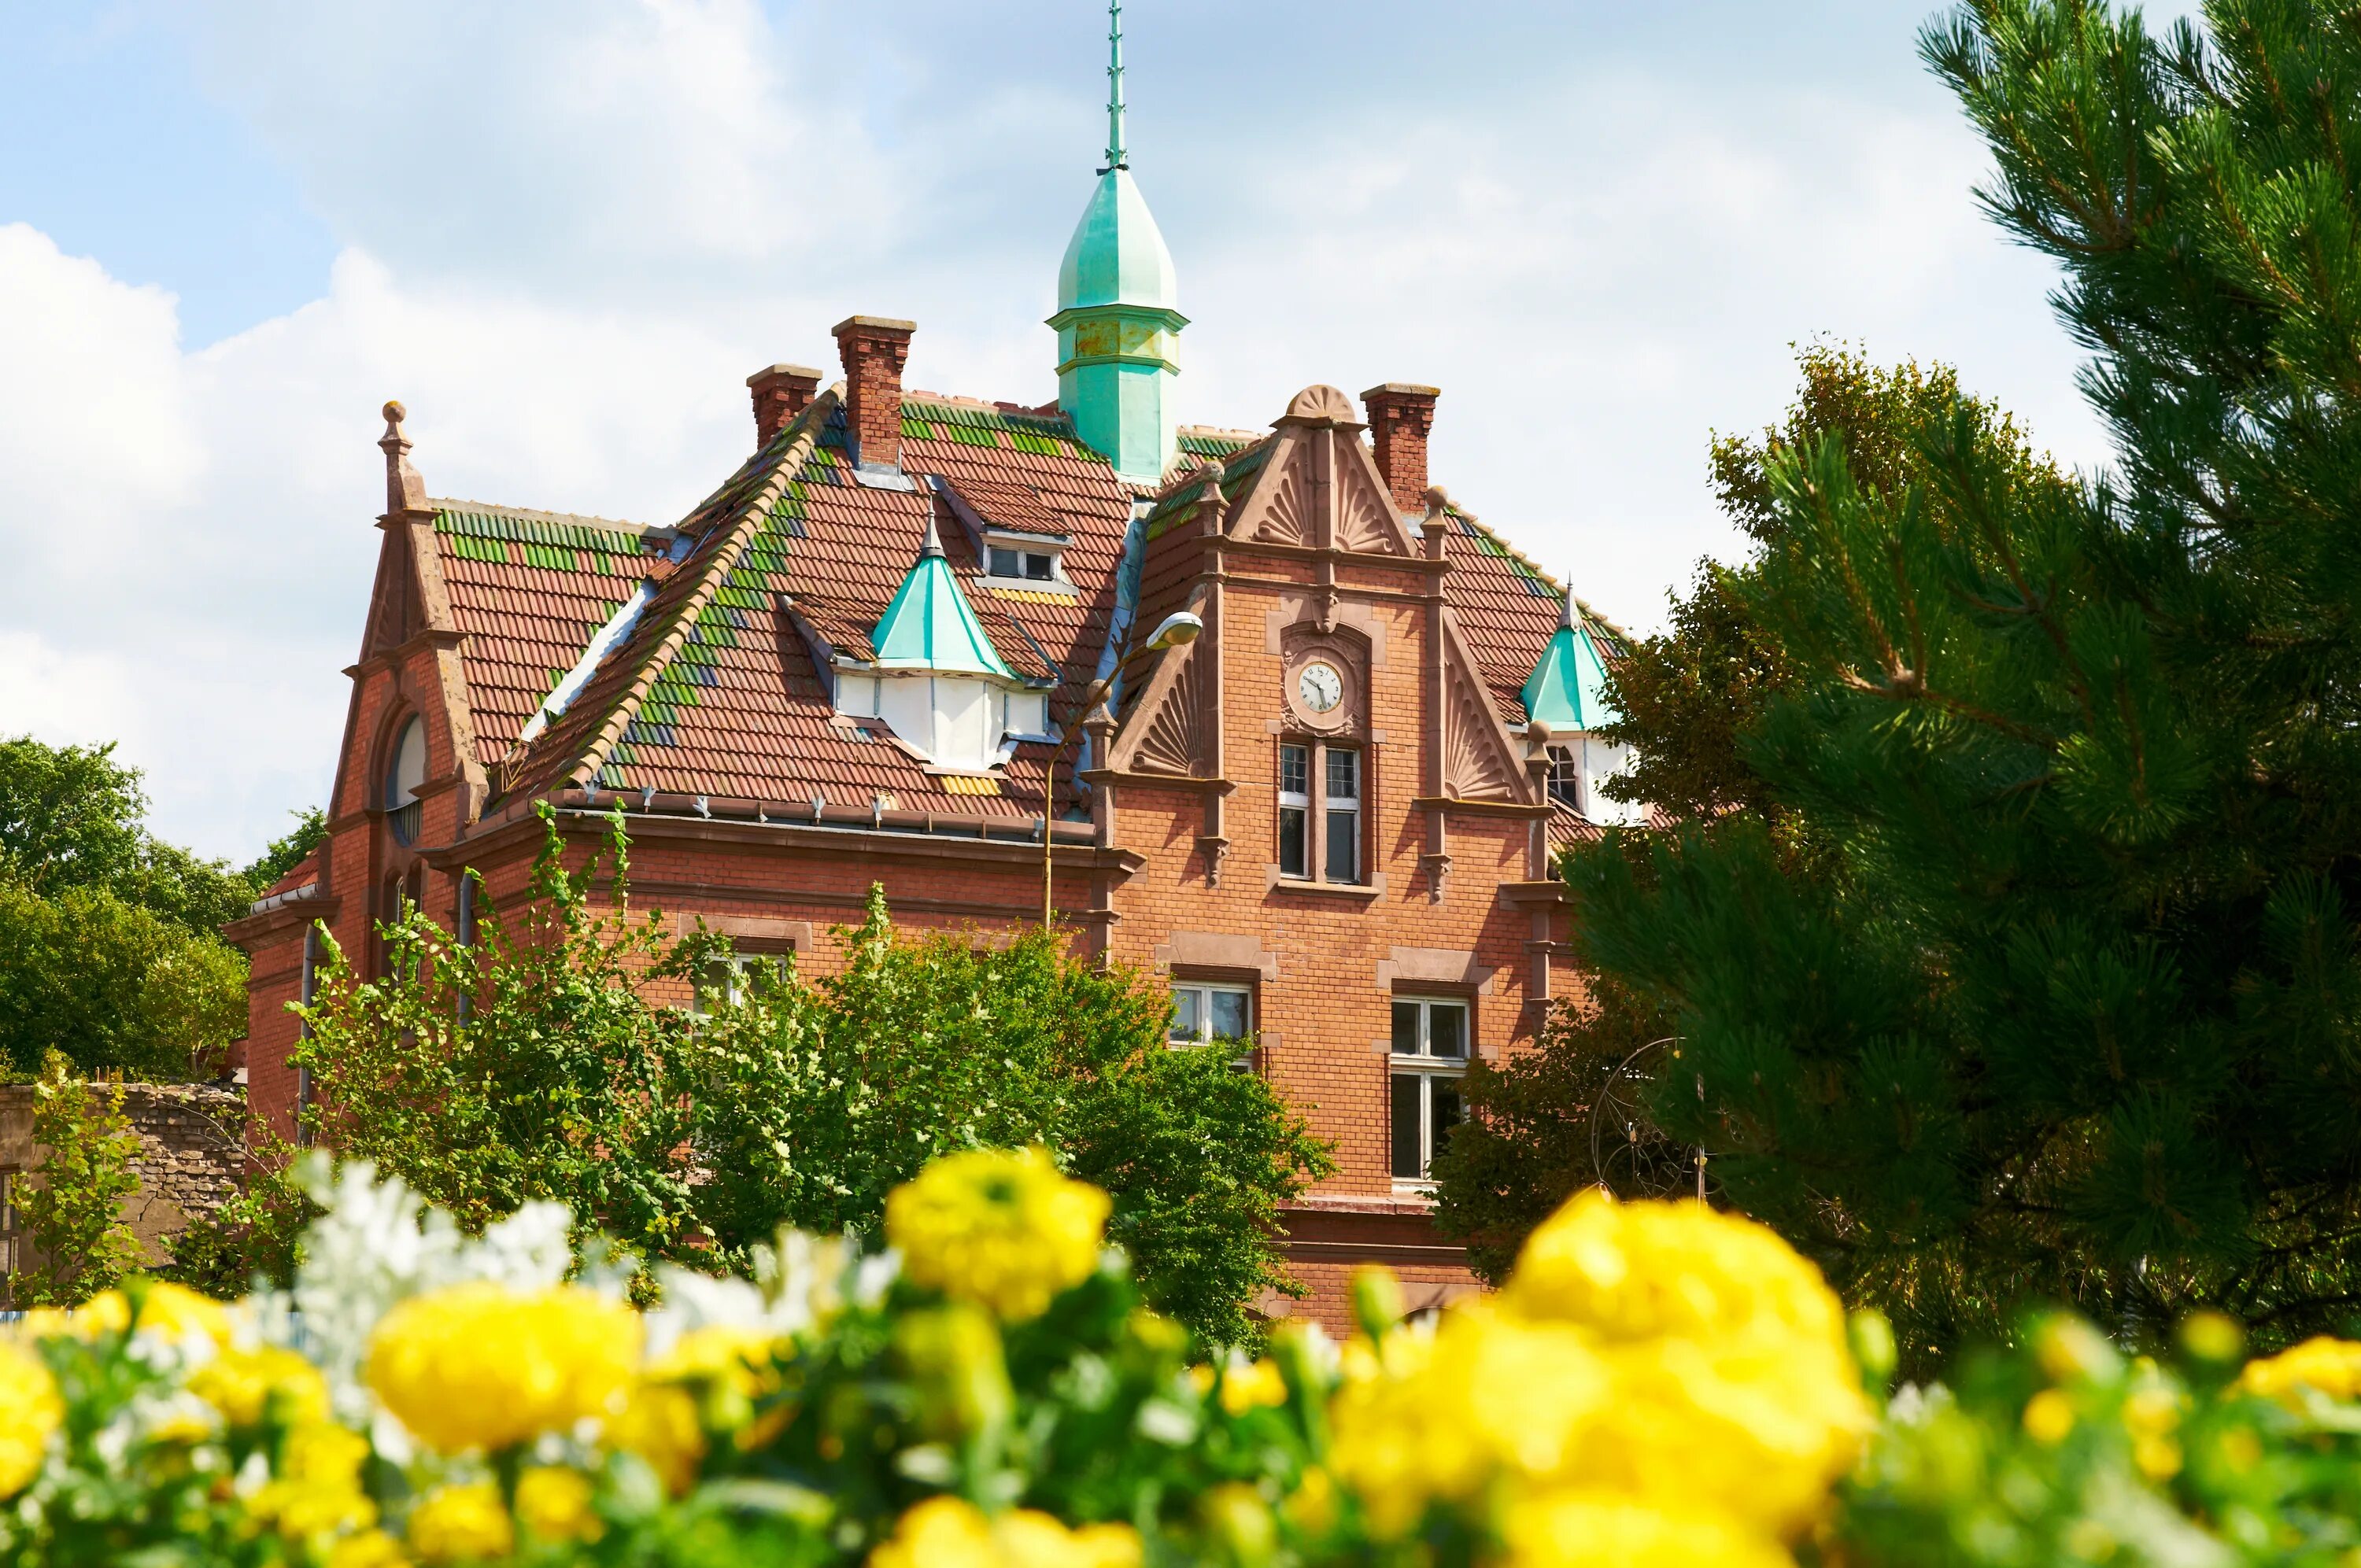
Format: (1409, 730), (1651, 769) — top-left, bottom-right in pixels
(1362, 383), (1440, 516)
(747, 363), (822, 446)
(833, 315), (916, 469)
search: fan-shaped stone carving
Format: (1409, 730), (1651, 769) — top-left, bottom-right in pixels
(1118, 639), (1212, 777)
(1282, 384), (1358, 426)
(1254, 450), (1314, 546)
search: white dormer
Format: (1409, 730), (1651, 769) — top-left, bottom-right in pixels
(834, 516), (1050, 772)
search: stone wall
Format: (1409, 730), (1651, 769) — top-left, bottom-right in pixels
(0, 1081), (246, 1285)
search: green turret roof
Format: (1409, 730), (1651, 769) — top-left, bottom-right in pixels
(872, 518), (1016, 679)
(1057, 167), (1179, 315)
(1522, 592), (1620, 730)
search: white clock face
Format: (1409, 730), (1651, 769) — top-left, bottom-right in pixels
(1297, 662), (1344, 714)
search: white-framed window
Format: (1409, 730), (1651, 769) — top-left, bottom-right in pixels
(1277, 740), (1367, 885)
(1545, 744), (1583, 812)
(1171, 981), (1251, 1046)
(987, 545), (1057, 583)
(691, 951), (791, 1016)
(1325, 747), (1361, 883)
(1278, 745), (1310, 877)
(1171, 980), (1254, 1071)
(1389, 997), (1469, 1185)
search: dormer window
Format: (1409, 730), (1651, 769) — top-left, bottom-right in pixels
(382, 717), (426, 846)
(988, 546), (1057, 583)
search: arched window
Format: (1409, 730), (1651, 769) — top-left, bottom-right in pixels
(383, 717), (427, 846)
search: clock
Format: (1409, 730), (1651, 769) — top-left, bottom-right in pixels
(1297, 661), (1344, 715)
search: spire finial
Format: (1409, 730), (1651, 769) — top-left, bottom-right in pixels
(379, 400), (428, 515)
(1560, 580), (1579, 633)
(918, 511), (946, 561)
(1102, 0), (1127, 173)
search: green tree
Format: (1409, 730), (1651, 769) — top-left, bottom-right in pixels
(0, 880), (249, 1079)
(0, 736), (265, 1080)
(1531, 0), (2361, 1368)
(1432, 347), (2061, 1285)
(294, 808), (1333, 1343)
(13, 1050), (143, 1308)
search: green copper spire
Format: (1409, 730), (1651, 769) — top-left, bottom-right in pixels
(1049, 0), (1186, 485)
(1105, 0), (1126, 171)
(1523, 588), (1621, 731)
(873, 517), (1015, 678)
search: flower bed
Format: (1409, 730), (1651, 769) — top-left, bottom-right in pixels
(2, 1148), (2357, 1566)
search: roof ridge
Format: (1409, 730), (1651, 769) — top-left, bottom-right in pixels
(517, 389), (838, 794)
(429, 498), (657, 535)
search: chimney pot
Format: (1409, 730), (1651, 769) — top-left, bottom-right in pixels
(833, 315), (917, 470)
(1362, 383), (1441, 516)
(746, 363), (822, 447)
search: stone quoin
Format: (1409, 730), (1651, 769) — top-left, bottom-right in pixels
(223, 3), (1646, 1331)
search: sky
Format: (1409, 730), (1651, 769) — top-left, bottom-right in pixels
(0, 0), (2204, 864)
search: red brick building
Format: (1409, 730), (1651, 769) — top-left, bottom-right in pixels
(225, 46), (1639, 1329)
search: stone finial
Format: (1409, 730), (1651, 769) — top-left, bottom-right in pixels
(379, 400), (429, 515)
(1421, 485), (1452, 562)
(1278, 384), (1361, 428)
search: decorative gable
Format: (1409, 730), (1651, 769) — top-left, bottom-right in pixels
(1439, 613), (1532, 802)
(1110, 635), (1214, 777)
(1221, 386), (1421, 559)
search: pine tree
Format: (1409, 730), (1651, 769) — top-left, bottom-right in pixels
(1561, 0), (2361, 1364)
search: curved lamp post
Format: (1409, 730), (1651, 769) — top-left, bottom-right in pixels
(1041, 610), (1203, 928)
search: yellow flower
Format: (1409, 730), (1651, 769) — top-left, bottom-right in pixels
(405, 1482), (515, 1565)
(2023, 1389), (2075, 1444)
(2240, 1337), (2361, 1402)
(0, 1337), (61, 1496)
(1214, 1356), (1288, 1416)
(1505, 1191), (1846, 1357)
(366, 1282), (641, 1454)
(611, 1382), (704, 1496)
(1328, 1301), (1610, 1537)
(327, 1529), (409, 1568)
(247, 1421), (377, 1540)
(2033, 1316), (2121, 1386)
(21, 1282), (231, 1346)
(648, 1324), (785, 1399)
(2178, 1311), (2245, 1365)
(867, 1496), (1140, 1568)
(516, 1466), (603, 1544)
(1480, 1190), (1871, 1540)
(885, 1147), (1110, 1321)
(1284, 1464), (1339, 1536)
(1501, 1492), (1794, 1568)
(896, 1303), (1014, 1440)
(191, 1345), (331, 1429)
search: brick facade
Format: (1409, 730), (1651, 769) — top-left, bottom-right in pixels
(226, 360), (1621, 1336)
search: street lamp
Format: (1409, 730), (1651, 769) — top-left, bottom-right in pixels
(1041, 610), (1203, 928)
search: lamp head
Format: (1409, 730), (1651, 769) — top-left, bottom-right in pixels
(1144, 611), (1203, 651)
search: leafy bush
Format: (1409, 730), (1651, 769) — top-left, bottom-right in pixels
(9, 1050), (141, 1308)
(290, 806), (1332, 1345)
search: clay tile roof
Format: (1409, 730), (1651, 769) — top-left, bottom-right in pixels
(431, 502), (670, 762)
(445, 383), (1622, 827)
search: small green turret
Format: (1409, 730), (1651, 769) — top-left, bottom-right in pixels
(1048, 2), (1187, 485)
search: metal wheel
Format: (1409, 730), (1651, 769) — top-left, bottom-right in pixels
(1587, 1035), (1721, 1202)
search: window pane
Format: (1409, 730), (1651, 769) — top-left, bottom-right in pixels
(1325, 807), (1358, 882)
(1431, 1077), (1463, 1165)
(1429, 1002), (1467, 1059)
(1280, 806), (1308, 877)
(1171, 987), (1201, 1042)
(1024, 552), (1053, 581)
(1210, 988), (1251, 1040)
(989, 546), (1021, 577)
(1391, 1074), (1423, 1179)
(1326, 747), (1359, 802)
(1279, 744), (1308, 797)
(1392, 1001), (1421, 1055)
